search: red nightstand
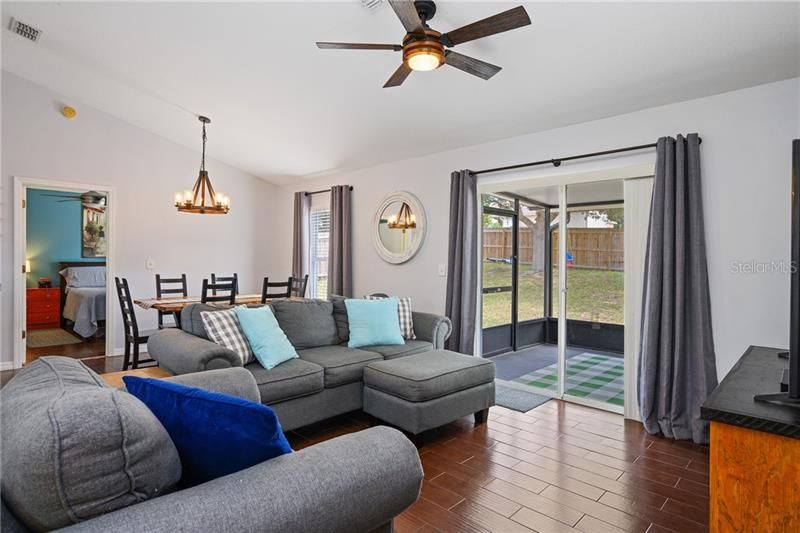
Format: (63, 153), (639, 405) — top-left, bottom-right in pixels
(27, 288), (61, 329)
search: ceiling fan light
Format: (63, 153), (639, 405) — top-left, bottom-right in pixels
(406, 48), (443, 71)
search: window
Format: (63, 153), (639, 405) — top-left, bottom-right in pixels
(309, 207), (330, 299)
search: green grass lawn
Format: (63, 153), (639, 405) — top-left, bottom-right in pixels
(482, 261), (624, 328)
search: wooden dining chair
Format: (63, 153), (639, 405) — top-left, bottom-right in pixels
(261, 277), (293, 303)
(202, 278), (237, 305)
(155, 273), (187, 328)
(291, 274), (309, 298)
(115, 277), (157, 370)
(211, 273), (239, 295)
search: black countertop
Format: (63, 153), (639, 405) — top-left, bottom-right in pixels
(701, 345), (800, 439)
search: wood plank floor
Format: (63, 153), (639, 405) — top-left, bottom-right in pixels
(287, 402), (709, 533)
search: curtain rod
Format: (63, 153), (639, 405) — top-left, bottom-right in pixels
(472, 137), (702, 176)
(304, 186), (353, 196)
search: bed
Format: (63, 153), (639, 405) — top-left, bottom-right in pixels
(59, 262), (107, 338)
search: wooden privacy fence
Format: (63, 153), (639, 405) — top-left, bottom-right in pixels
(483, 228), (624, 271)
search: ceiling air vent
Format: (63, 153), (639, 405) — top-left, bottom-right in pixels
(8, 17), (42, 43)
(361, 0), (384, 11)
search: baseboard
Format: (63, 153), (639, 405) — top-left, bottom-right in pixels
(0, 361), (17, 371)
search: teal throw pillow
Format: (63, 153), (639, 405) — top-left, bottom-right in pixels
(234, 306), (298, 369)
(344, 297), (405, 348)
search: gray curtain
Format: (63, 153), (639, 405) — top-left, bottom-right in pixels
(638, 133), (718, 444)
(292, 191), (311, 279)
(445, 170), (479, 355)
(328, 185), (352, 297)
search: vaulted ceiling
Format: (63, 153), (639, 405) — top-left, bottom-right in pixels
(3, 2), (798, 184)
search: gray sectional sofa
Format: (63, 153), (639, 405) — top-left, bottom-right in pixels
(0, 357), (423, 533)
(148, 298), (453, 431)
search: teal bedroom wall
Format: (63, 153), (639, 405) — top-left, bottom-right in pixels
(25, 188), (104, 288)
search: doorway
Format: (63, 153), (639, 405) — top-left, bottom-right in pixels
(13, 177), (116, 371)
(481, 179), (628, 413)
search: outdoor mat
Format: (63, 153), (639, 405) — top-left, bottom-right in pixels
(512, 352), (625, 407)
(495, 381), (551, 412)
(26, 328), (82, 348)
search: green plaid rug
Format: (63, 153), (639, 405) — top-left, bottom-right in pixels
(512, 352), (625, 407)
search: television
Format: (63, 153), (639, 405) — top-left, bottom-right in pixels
(755, 139), (800, 406)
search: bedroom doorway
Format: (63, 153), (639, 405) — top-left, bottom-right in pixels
(13, 177), (116, 371)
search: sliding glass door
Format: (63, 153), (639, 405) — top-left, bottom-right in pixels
(483, 182), (626, 413)
(558, 184), (626, 412)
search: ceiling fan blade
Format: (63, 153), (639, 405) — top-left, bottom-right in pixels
(383, 63), (412, 88)
(42, 193), (80, 198)
(388, 0), (424, 33)
(316, 42), (402, 51)
(444, 50), (502, 80)
(441, 6), (531, 47)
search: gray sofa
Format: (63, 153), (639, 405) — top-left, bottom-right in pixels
(147, 298), (452, 432)
(0, 357), (423, 533)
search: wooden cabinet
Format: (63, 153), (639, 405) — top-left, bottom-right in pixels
(710, 421), (800, 532)
(703, 346), (800, 532)
(27, 288), (61, 329)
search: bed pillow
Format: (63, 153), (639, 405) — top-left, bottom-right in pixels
(365, 295), (416, 340)
(234, 306), (298, 370)
(200, 308), (254, 365)
(344, 297), (405, 348)
(59, 266), (106, 288)
(123, 376), (292, 487)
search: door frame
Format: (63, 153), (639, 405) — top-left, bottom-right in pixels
(13, 176), (117, 369)
(481, 203), (519, 356)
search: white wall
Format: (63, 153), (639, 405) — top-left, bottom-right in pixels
(264, 77), (800, 379)
(1, 72), (277, 364)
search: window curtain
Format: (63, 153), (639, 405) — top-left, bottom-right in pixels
(638, 133), (718, 444)
(327, 185), (352, 297)
(291, 191), (311, 280)
(445, 170), (479, 355)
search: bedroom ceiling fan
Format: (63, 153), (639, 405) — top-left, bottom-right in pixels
(316, 0), (531, 88)
(42, 190), (107, 212)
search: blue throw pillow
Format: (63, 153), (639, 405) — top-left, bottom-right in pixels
(345, 297), (405, 348)
(123, 376), (292, 487)
(234, 305), (298, 369)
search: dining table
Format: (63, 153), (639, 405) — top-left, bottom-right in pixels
(134, 294), (298, 328)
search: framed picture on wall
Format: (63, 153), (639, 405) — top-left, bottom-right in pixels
(82, 205), (107, 257)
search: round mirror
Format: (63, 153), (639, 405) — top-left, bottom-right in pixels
(372, 191), (426, 264)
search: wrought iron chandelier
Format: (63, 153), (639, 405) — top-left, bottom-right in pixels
(174, 116), (230, 214)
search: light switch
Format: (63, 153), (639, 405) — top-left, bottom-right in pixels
(438, 263), (447, 277)
(145, 259), (155, 270)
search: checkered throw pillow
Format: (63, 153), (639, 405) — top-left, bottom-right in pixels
(200, 308), (254, 365)
(365, 295), (415, 340)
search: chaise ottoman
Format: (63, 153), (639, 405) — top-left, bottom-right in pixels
(363, 350), (495, 437)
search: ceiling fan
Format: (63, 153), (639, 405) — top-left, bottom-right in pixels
(317, 0), (531, 88)
(42, 190), (107, 212)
